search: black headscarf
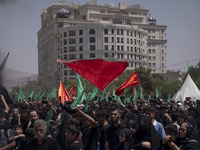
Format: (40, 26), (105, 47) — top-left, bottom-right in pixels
(114, 128), (134, 150)
(185, 116), (198, 140)
(127, 119), (139, 132)
(134, 116), (161, 150)
(185, 122), (196, 139)
(176, 122), (199, 149)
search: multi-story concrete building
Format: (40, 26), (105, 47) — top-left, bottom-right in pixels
(37, 1), (167, 88)
(165, 70), (184, 82)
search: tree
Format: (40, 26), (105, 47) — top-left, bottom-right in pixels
(161, 80), (182, 97)
(183, 60), (200, 89)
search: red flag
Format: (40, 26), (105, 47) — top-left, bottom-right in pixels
(115, 71), (140, 96)
(57, 59), (128, 91)
(57, 80), (72, 103)
(69, 85), (76, 97)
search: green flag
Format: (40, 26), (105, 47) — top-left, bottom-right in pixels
(76, 74), (87, 104)
(96, 94), (100, 102)
(133, 88), (138, 103)
(29, 90), (35, 99)
(147, 95), (151, 107)
(40, 89), (48, 100)
(167, 93), (171, 102)
(185, 60), (189, 73)
(47, 89), (57, 101)
(100, 91), (105, 101)
(71, 87), (86, 108)
(113, 90), (117, 99)
(34, 90), (42, 101)
(147, 95), (151, 102)
(45, 109), (54, 131)
(113, 90), (125, 107)
(17, 89), (26, 100)
(116, 95), (125, 107)
(84, 98), (90, 112)
(90, 87), (98, 100)
(26, 87), (32, 98)
(156, 87), (159, 100)
(86, 93), (91, 100)
(124, 96), (130, 105)
(84, 92), (95, 113)
(105, 91), (110, 101)
(139, 85), (143, 100)
(137, 87), (141, 100)
(159, 87), (162, 96)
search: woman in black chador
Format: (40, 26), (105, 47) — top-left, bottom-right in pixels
(114, 128), (134, 150)
(176, 122), (199, 150)
(131, 116), (161, 150)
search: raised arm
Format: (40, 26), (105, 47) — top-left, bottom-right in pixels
(1, 94), (9, 113)
(74, 107), (96, 128)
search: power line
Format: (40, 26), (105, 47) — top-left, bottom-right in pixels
(167, 58), (200, 68)
(167, 67), (186, 72)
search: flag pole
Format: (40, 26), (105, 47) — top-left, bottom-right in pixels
(103, 90), (130, 113)
(23, 99), (29, 105)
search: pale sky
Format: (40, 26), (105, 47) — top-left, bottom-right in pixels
(0, 0), (199, 74)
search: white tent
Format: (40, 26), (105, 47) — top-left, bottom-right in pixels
(171, 74), (200, 103)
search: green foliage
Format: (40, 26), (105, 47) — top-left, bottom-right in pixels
(183, 60), (200, 89)
(161, 81), (182, 96)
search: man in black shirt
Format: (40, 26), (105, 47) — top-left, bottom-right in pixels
(14, 125), (27, 150)
(24, 119), (61, 150)
(96, 110), (109, 150)
(66, 125), (84, 150)
(159, 104), (172, 127)
(27, 110), (39, 129)
(75, 107), (98, 150)
(105, 107), (126, 150)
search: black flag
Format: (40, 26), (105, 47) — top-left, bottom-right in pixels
(0, 52), (14, 104)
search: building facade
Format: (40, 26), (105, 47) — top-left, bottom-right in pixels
(37, 1), (167, 88)
(165, 70), (184, 83)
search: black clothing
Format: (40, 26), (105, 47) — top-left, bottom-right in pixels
(24, 137), (61, 150)
(82, 126), (98, 150)
(114, 143), (126, 150)
(106, 122), (126, 150)
(0, 120), (15, 148)
(15, 136), (27, 150)
(114, 128), (133, 150)
(161, 142), (175, 150)
(98, 124), (109, 150)
(56, 112), (70, 150)
(10, 115), (19, 128)
(176, 138), (199, 150)
(132, 116), (160, 150)
(68, 142), (84, 150)
(175, 122), (199, 150)
(0, 84), (14, 104)
(159, 115), (171, 127)
(185, 115), (198, 142)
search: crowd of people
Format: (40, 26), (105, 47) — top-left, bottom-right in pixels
(0, 93), (200, 150)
